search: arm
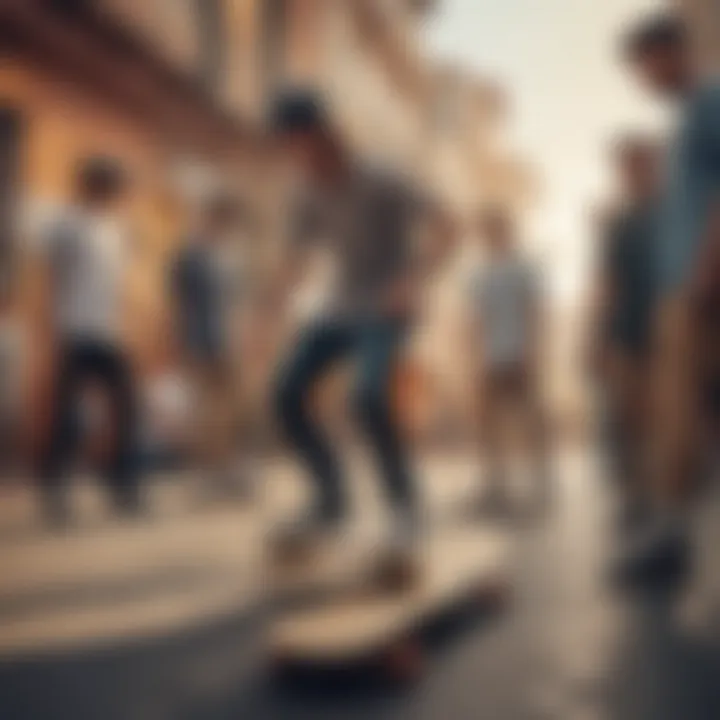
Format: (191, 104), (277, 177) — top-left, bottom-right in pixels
(269, 198), (318, 315)
(662, 86), (720, 294)
(525, 266), (547, 381)
(418, 203), (459, 280)
(583, 217), (617, 379)
(384, 193), (459, 318)
(462, 272), (487, 429)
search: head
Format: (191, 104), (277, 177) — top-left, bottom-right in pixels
(622, 12), (692, 98)
(478, 206), (515, 257)
(201, 193), (243, 241)
(269, 90), (346, 184)
(613, 135), (662, 202)
(74, 156), (129, 211)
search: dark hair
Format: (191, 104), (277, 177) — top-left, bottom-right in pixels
(612, 133), (659, 163)
(205, 193), (245, 228)
(76, 156), (128, 202)
(269, 89), (328, 135)
(622, 12), (687, 61)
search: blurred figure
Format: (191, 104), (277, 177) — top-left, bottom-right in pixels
(39, 157), (140, 527)
(171, 194), (249, 503)
(270, 91), (454, 559)
(619, 11), (720, 578)
(467, 207), (550, 516)
(0, 291), (22, 480)
(593, 136), (662, 530)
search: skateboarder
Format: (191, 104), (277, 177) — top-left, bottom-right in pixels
(467, 206), (550, 516)
(269, 90), (455, 565)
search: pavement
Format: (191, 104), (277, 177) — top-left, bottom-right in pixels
(2, 449), (720, 719)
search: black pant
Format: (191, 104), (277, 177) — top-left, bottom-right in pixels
(41, 338), (139, 513)
(275, 317), (414, 520)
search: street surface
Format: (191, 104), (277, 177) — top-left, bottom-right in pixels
(2, 450), (720, 719)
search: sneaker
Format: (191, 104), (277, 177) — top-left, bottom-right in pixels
(612, 516), (691, 587)
(270, 505), (346, 565)
(375, 511), (422, 592)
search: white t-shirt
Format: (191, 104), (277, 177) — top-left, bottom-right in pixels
(469, 256), (539, 369)
(43, 210), (128, 342)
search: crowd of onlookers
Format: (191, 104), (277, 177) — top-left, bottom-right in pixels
(588, 10), (720, 583)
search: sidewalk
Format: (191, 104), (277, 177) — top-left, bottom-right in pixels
(0, 454), (489, 657)
(0, 474), (262, 656)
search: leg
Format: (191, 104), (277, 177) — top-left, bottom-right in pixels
(477, 369), (507, 496)
(651, 294), (700, 507)
(607, 351), (644, 491)
(515, 368), (552, 505)
(352, 320), (414, 517)
(615, 294), (697, 582)
(39, 343), (84, 525)
(274, 321), (355, 519)
(99, 347), (140, 515)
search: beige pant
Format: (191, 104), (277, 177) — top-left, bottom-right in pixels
(477, 363), (547, 477)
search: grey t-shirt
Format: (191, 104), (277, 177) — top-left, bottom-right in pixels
(469, 257), (539, 369)
(291, 166), (427, 317)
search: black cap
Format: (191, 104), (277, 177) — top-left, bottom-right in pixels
(76, 155), (128, 200)
(269, 89), (328, 134)
(622, 11), (687, 61)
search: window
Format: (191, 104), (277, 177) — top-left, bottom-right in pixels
(0, 108), (21, 301)
(194, 0), (225, 91)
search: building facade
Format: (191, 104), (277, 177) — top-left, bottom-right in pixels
(0, 0), (264, 455)
(0, 0), (530, 454)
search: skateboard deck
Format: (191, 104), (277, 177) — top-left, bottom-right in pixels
(269, 525), (511, 674)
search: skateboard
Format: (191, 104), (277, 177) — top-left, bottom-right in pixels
(268, 525), (511, 681)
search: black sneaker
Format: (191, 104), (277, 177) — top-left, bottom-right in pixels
(612, 519), (691, 587)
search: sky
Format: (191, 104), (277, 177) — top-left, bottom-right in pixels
(428, 0), (670, 304)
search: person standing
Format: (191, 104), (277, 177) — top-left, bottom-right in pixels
(171, 194), (248, 502)
(592, 136), (662, 530)
(467, 207), (550, 516)
(270, 91), (455, 558)
(620, 11), (720, 577)
(39, 157), (140, 526)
